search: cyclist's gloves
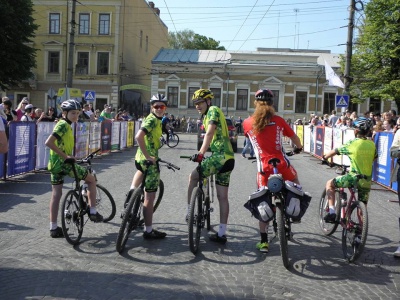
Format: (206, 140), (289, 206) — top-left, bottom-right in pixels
(293, 146), (303, 154)
(191, 153), (204, 163)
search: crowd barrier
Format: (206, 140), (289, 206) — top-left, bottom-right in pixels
(294, 125), (397, 192)
(0, 120), (140, 181)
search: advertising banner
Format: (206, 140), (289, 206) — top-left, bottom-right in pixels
(303, 125), (311, 153)
(89, 122), (101, 153)
(332, 128), (343, 165)
(7, 122), (36, 176)
(120, 122), (127, 149)
(373, 132), (393, 187)
(127, 121), (135, 147)
(101, 121), (112, 154)
(111, 121), (121, 151)
(75, 122), (90, 159)
(296, 125), (304, 150)
(36, 122), (55, 169)
(314, 126), (324, 158)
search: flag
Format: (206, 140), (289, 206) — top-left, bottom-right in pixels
(324, 60), (345, 88)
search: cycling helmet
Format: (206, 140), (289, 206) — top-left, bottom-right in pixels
(61, 99), (81, 111)
(150, 94), (168, 105)
(192, 89), (214, 102)
(255, 89), (274, 105)
(353, 117), (373, 132)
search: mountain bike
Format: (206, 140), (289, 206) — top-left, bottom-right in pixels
(61, 149), (116, 245)
(116, 159), (180, 253)
(160, 131), (179, 148)
(181, 155), (215, 255)
(318, 164), (369, 262)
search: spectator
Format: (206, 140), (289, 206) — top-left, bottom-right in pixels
(121, 110), (130, 121)
(2, 99), (17, 123)
(16, 97), (29, 121)
(241, 135), (254, 158)
(100, 105), (112, 121)
(35, 108), (47, 124)
(42, 107), (57, 122)
(394, 118), (400, 134)
(186, 117), (192, 133)
(21, 104), (34, 121)
(235, 116), (243, 134)
(390, 109), (398, 122)
(373, 112), (381, 124)
(0, 113), (8, 153)
(328, 110), (338, 127)
(114, 109), (125, 121)
(82, 103), (95, 121)
(372, 120), (384, 140)
(383, 119), (395, 132)
(350, 111), (358, 121)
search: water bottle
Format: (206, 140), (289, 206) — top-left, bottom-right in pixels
(340, 190), (347, 207)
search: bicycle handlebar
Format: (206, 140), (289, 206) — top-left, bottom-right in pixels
(158, 159), (180, 171)
(64, 149), (101, 165)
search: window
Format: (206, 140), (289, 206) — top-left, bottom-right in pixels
(48, 51), (60, 73)
(76, 52), (89, 74)
(295, 91), (307, 113)
(323, 92), (336, 114)
(99, 14), (110, 35)
(49, 13), (60, 34)
(79, 13), (90, 35)
(271, 90), (280, 112)
(97, 52), (109, 75)
(167, 87), (179, 107)
(188, 87), (199, 108)
(236, 89), (248, 110)
(210, 88), (221, 107)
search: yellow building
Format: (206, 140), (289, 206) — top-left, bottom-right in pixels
(1, 0), (168, 117)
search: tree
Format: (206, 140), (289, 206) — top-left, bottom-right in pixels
(168, 30), (226, 50)
(349, 0), (400, 110)
(0, 0), (38, 90)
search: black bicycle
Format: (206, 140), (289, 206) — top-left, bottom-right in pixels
(61, 149), (116, 245)
(116, 159), (180, 253)
(160, 131), (179, 148)
(181, 155), (215, 255)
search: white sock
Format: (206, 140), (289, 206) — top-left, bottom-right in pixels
(145, 225), (152, 233)
(130, 185), (136, 190)
(50, 222), (58, 230)
(90, 207), (97, 214)
(218, 224), (227, 237)
(329, 206), (335, 214)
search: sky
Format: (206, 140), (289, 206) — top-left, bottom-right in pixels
(159, 0), (367, 55)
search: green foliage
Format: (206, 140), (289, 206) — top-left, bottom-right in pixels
(168, 30), (226, 50)
(350, 0), (400, 109)
(0, 0), (38, 90)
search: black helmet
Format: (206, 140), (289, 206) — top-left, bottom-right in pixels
(255, 89), (274, 105)
(192, 89), (214, 102)
(353, 117), (373, 132)
(150, 94), (168, 105)
(61, 99), (81, 111)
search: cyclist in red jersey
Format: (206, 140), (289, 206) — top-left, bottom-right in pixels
(243, 89), (303, 253)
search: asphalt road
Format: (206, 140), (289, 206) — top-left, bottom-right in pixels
(1, 134), (399, 300)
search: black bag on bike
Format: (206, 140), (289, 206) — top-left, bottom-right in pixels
(244, 186), (275, 223)
(284, 181), (312, 220)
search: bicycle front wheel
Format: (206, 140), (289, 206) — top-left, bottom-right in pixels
(167, 133), (179, 148)
(95, 184), (116, 222)
(153, 179), (164, 212)
(342, 201), (368, 262)
(317, 189), (340, 236)
(276, 203), (290, 269)
(116, 188), (143, 253)
(61, 190), (84, 245)
(188, 187), (204, 255)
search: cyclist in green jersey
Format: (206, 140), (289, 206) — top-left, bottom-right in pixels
(187, 89), (235, 244)
(45, 100), (103, 238)
(128, 94), (168, 239)
(322, 117), (377, 223)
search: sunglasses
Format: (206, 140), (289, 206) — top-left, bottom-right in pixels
(153, 105), (166, 110)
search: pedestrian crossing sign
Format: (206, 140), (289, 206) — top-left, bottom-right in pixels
(335, 94), (349, 108)
(84, 90), (96, 101)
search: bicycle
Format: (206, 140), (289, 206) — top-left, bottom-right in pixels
(61, 149), (116, 245)
(160, 130), (179, 148)
(180, 155), (215, 255)
(318, 163), (369, 262)
(115, 159), (180, 253)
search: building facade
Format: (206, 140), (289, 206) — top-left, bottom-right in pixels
(1, 0), (168, 117)
(151, 48), (390, 121)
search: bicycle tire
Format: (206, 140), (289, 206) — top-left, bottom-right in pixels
(342, 201), (368, 262)
(153, 179), (164, 212)
(276, 203), (290, 269)
(116, 188), (143, 253)
(95, 184), (116, 222)
(317, 189), (340, 236)
(61, 190), (84, 245)
(188, 187), (203, 255)
(205, 195), (211, 231)
(166, 133), (179, 148)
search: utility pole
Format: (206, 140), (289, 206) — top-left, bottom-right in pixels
(66, 0), (77, 88)
(343, 0), (355, 95)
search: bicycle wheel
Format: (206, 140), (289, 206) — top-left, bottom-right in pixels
(153, 179), (164, 212)
(317, 188), (340, 236)
(167, 133), (179, 148)
(61, 190), (84, 245)
(188, 187), (204, 255)
(276, 203), (290, 269)
(95, 184), (116, 222)
(205, 195), (211, 231)
(116, 189), (143, 253)
(342, 201), (368, 262)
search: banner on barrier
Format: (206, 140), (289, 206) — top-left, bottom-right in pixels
(75, 122), (90, 159)
(36, 122), (55, 169)
(332, 128), (343, 165)
(315, 126), (324, 158)
(127, 121), (134, 147)
(120, 122), (127, 149)
(111, 121), (121, 151)
(303, 126), (311, 153)
(373, 132), (392, 187)
(89, 122), (101, 153)
(101, 121), (112, 154)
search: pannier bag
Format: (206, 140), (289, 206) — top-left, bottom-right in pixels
(244, 186), (275, 223)
(284, 181), (312, 220)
